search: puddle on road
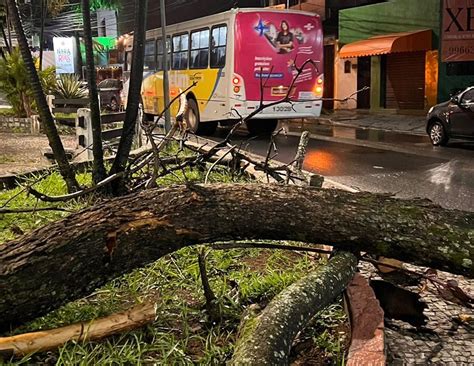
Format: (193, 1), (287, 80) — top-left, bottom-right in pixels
(283, 122), (430, 145)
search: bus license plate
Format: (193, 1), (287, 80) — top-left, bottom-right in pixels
(273, 106), (292, 112)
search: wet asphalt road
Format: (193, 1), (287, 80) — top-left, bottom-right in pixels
(212, 124), (474, 212)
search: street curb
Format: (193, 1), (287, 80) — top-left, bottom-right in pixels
(314, 118), (427, 137)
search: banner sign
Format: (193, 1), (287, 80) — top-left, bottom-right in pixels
(442, 0), (474, 62)
(53, 37), (76, 73)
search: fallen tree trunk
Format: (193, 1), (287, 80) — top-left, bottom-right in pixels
(231, 251), (358, 365)
(0, 302), (156, 357)
(1, 184), (472, 330)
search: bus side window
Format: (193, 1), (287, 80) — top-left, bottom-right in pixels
(210, 25), (227, 68)
(190, 28), (209, 69)
(157, 37), (171, 71)
(172, 33), (189, 70)
(144, 39), (156, 71)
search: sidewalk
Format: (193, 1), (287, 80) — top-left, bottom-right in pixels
(314, 109), (427, 136)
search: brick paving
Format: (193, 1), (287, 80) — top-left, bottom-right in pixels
(359, 262), (474, 365)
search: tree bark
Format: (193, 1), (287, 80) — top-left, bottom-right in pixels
(109, 0), (148, 193)
(231, 251), (358, 365)
(5, 0), (79, 193)
(0, 184), (472, 330)
(81, 0), (107, 184)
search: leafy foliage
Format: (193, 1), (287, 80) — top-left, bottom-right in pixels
(47, 0), (70, 17)
(53, 73), (88, 99)
(0, 48), (56, 117)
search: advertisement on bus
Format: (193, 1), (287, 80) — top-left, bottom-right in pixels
(234, 11), (323, 101)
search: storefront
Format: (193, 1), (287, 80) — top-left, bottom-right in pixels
(334, 0), (445, 111)
(338, 29), (434, 110)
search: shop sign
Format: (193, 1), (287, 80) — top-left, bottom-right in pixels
(53, 37), (76, 73)
(442, 0), (474, 61)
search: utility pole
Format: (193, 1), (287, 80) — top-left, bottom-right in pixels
(160, 0), (171, 132)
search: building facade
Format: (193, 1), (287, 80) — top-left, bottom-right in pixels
(334, 0), (474, 110)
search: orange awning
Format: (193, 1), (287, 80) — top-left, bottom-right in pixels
(339, 29), (432, 59)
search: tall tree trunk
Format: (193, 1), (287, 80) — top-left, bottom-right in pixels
(5, 0), (79, 193)
(109, 0), (148, 194)
(74, 31), (83, 79)
(1, 26), (10, 53)
(81, 0), (107, 183)
(38, 0), (45, 70)
(1, 184), (472, 330)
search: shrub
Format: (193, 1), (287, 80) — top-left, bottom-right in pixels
(53, 73), (88, 99)
(0, 48), (57, 117)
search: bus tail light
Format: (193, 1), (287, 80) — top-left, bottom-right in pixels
(232, 73), (245, 97)
(315, 75), (324, 96)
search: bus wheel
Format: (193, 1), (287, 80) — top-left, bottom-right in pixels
(246, 119), (278, 136)
(185, 98), (217, 135)
(185, 98), (200, 133)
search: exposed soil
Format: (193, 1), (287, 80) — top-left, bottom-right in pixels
(0, 133), (78, 176)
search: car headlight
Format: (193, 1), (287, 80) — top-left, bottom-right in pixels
(428, 106), (434, 114)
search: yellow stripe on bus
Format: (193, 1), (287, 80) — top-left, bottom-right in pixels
(141, 69), (221, 117)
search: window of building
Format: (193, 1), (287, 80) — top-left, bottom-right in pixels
(210, 25), (227, 68)
(446, 62), (474, 76)
(172, 33), (189, 70)
(157, 37), (171, 71)
(344, 60), (351, 73)
(190, 28), (210, 69)
(144, 39), (156, 71)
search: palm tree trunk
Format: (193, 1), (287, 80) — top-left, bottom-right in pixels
(109, 0), (148, 195)
(5, 0), (79, 193)
(81, 0), (107, 184)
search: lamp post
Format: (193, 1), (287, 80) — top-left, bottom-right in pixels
(160, 0), (171, 132)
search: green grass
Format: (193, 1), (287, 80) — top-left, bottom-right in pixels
(0, 171), (93, 243)
(1, 163), (348, 365)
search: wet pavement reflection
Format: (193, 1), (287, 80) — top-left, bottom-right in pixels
(212, 122), (473, 211)
(283, 121), (430, 145)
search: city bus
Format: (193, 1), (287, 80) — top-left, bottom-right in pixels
(121, 8), (323, 135)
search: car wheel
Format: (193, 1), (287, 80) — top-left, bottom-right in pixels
(429, 121), (448, 146)
(110, 97), (118, 112)
(246, 119), (278, 136)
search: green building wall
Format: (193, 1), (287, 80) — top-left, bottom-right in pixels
(339, 0), (440, 45)
(338, 0), (470, 103)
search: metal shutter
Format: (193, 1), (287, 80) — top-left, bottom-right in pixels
(386, 52), (425, 110)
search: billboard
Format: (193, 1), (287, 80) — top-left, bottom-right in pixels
(442, 0), (474, 62)
(234, 11), (323, 101)
(53, 37), (77, 73)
